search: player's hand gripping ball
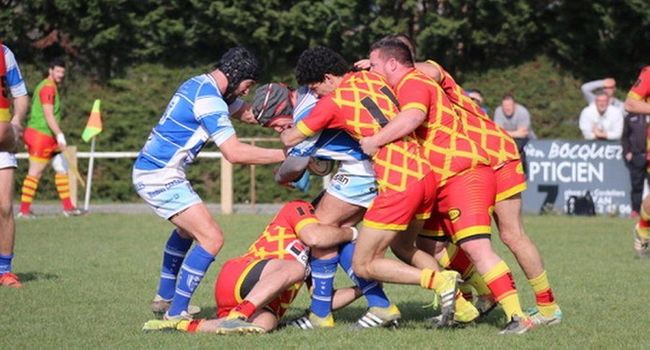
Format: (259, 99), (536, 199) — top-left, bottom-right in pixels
(307, 158), (337, 176)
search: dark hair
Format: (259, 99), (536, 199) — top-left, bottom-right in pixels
(370, 37), (414, 67)
(594, 89), (608, 97)
(49, 57), (66, 69)
(502, 93), (515, 101)
(295, 46), (350, 86)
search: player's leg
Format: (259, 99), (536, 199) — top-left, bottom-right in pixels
(493, 160), (561, 324)
(18, 128), (56, 216)
(165, 202), (224, 318)
(0, 157), (21, 287)
(150, 228), (194, 316)
(635, 193), (650, 258)
(306, 192), (365, 324)
(50, 153), (79, 215)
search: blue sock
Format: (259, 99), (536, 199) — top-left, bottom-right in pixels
(167, 244), (215, 317)
(339, 242), (390, 308)
(157, 230), (193, 300)
(0, 254), (13, 274)
(309, 255), (339, 317)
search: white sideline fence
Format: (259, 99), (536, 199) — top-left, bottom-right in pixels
(14, 137), (329, 215)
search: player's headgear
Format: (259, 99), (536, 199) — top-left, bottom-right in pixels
(251, 83), (293, 126)
(216, 46), (260, 103)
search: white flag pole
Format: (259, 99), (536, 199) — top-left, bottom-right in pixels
(83, 137), (96, 211)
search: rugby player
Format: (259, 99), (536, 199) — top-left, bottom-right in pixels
(142, 200), (359, 334)
(626, 65), (650, 259)
(370, 34), (562, 326)
(362, 38), (533, 334)
(132, 47), (285, 320)
(281, 46), (461, 327)
(251, 83), (399, 329)
(17, 58), (83, 217)
(0, 42), (29, 288)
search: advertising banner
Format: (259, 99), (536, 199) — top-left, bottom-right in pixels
(521, 140), (631, 216)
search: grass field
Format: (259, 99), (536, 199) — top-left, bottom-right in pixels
(1, 213), (649, 349)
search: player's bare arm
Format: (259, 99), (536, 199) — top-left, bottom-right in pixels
(275, 156), (310, 184)
(280, 127), (308, 147)
(624, 96), (650, 115)
(10, 94), (29, 135)
(359, 108), (426, 156)
(219, 135), (285, 164)
(414, 62), (442, 83)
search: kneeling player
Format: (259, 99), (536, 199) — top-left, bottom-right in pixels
(142, 200), (358, 334)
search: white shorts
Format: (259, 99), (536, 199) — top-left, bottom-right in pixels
(132, 169), (202, 219)
(326, 172), (377, 208)
(0, 152), (17, 169)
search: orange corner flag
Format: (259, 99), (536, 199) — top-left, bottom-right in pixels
(82, 99), (102, 142)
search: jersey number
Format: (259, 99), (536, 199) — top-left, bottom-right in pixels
(360, 86), (399, 127)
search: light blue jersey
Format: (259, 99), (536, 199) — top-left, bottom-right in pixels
(2, 45), (27, 97)
(289, 86), (374, 177)
(134, 74), (236, 172)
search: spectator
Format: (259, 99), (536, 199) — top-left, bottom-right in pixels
(466, 88), (489, 115)
(621, 111), (649, 218)
(578, 91), (624, 140)
(494, 93), (534, 174)
(581, 77), (625, 112)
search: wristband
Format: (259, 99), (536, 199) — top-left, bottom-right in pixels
(56, 133), (67, 146)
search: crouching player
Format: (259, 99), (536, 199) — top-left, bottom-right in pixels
(142, 200), (359, 334)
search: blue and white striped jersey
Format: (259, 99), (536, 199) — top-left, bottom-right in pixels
(2, 45), (27, 97)
(134, 74), (237, 172)
(289, 86), (374, 177)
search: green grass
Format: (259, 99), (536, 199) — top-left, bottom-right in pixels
(1, 213), (649, 348)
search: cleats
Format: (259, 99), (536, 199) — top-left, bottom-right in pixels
(633, 226), (649, 259)
(287, 311), (335, 329)
(163, 310), (193, 321)
(151, 295), (201, 318)
(0, 272), (22, 288)
(432, 270), (460, 327)
(62, 208), (86, 217)
(16, 211), (36, 219)
(142, 318), (184, 332)
(351, 304), (401, 329)
(527, 307), (562, 326)
(498, 315), (535, 335)
(215, 317), (266, 335)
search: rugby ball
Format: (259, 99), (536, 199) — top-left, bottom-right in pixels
(307, 158), (337, 176)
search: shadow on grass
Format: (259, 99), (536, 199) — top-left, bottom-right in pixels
(195, 301), (508, 330)
(17, 271), (60, 283)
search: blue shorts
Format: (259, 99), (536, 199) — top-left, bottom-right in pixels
(132, 169), (202, 219)
(326, 172), (377, 208)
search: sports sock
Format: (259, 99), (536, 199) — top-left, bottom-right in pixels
(176, 319), (205, 333)
(228, 300), (257, 320)
(20, 175), (39, 214)
(528, 270), (559, 316)
(0, 254), (13, 274)
(481, 260), (525, 321)
(338, 242), (390, 308)
(167, 244), (215, 317)
(464, 267), (492, 298)
(157, 230), (193, 300)
(54, 173), (74, 210)
(443, 243), (474, 278)
(309, 255), (338, 317)
(637, 207), (650, 239)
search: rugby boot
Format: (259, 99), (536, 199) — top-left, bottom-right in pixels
(142, 318), (183, 332)
(498, 315), (535, 335)
(0, 272), (22, 288)
(287, 311), (335, 329)
(151, 295), (201, 318)
(215, 317), (266, 335)
(431, 270), (460, 327)
(351, 304), (401, 329)
(527, 307), (563, 326)
(62, 208), (86, 217)
(633, 226), (649, 259)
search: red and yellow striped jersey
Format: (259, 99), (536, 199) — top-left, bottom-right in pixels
(628, 66), (650, 103)
(395, 69), (489, 184)
(297, 71), (431, 193)
(243, 200), (317, 264)
(426, 60), (519, 167)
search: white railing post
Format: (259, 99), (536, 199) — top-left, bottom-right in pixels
(220, 156), (233, 215)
